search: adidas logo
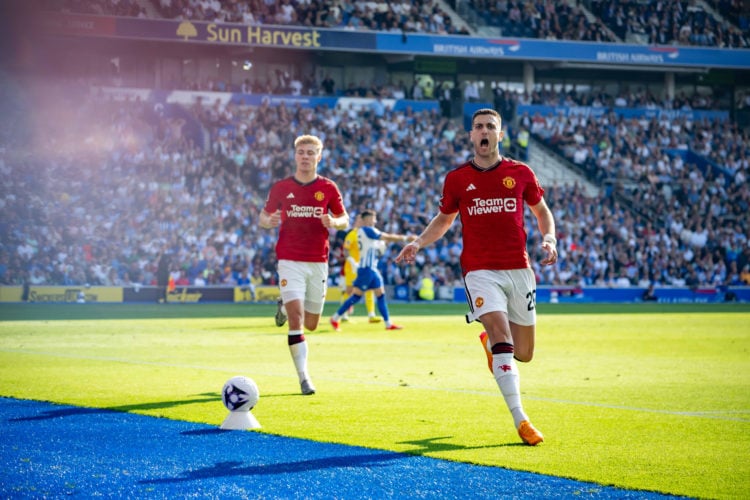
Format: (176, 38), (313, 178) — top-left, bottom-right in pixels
(286, 193), (295, 199)
(466, 183), (477, 191)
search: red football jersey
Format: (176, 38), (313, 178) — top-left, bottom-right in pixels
(440, 158), (544, 274)
(263, 176), (346, 262)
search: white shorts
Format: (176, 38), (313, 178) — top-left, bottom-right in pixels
(277, 260), (328, 315)
(463, 268), (537, 326)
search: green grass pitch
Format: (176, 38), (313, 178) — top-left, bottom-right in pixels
(1, 302), (748, 498)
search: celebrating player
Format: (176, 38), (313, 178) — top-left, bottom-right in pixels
(259, 134), (349, 395)
(395, 108), (557, 445)
(330, 209), (415, 332)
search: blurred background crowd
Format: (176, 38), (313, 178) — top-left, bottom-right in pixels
(2, 0), (749, 295)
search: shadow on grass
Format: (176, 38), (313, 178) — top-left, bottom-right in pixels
(140, 453), (407, 484)
(8, 389), (316, 423)
(398, 435), (523, 452)
(9, 393), (221, 421)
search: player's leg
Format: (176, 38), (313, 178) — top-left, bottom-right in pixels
(275, 295), (287, 327)
(330, 289), (364, 331)
(506, 268), (538, 363)
(287, 332), (314, 395)
(341, 268), (356, 321)
(331, 269), (373, 330)
(510, 323), (535, 362)
(301, 262), (328, 332)
(278, 261), (317, 395)
(375, 289), (402, 330)
(367, 271), (400, 330)
(505, 268), (542, 443)
(466, 270), (542, 445)
(365, 290), (381, 322)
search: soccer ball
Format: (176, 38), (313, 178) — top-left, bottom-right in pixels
(222, 376), (259, 412)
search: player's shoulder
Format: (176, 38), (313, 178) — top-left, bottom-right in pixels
(450, 159), (474, 172)
(501, 156), (534, 173)
(315, 175), (339, 188)
(360, 226), (380, 238)
(273, 176), (296, 188)
(445, 160), (474, 178)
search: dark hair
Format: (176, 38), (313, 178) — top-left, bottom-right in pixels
(471, 108), (501, 124)
(361, 209), (376, 218)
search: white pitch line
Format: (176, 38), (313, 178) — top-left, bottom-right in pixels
(3, 348), (749, 423)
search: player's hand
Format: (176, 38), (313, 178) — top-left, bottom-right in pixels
(395, 241), (419, 264)
(540, 240), (558, 266)
(320, 213), (334, 228)
(267, 210), (282, 228)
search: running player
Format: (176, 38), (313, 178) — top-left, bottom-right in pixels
(260, 134), (349, 395)
(395, 108), (557, 445)
(330, 209), (415, 332)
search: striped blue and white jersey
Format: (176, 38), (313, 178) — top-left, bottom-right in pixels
(357, 226), (386, 270)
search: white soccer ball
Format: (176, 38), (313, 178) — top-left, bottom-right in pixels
(222, 376), (259, 412)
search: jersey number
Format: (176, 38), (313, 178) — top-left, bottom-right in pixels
(526, 290), (537, 311)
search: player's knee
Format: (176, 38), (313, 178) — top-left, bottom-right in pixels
(514, 350), (533, 363)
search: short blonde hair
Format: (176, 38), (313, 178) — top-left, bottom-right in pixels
(294, 134), (323, 150)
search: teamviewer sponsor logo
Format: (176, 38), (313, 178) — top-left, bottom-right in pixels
(467, 197), (517, 215)
(286, 205), (324, 218)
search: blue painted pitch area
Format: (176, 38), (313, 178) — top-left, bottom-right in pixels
(1, 398), (680, 499)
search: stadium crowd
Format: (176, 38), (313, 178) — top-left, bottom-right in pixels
(463, 0), (618, 42)
(40, 0), (748, 47)
(42, 0), (471, 35)
(588, 0), (749, 48)
(1, 74), (749, 294)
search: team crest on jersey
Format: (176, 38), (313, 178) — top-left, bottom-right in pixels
(475, 297), (484, 308)
(280, 279), (287, 287)
(502, 176), (516, 189)
(314, 191), (324, 201)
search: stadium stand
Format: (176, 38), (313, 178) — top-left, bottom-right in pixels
(93, 0), (477, 35)
(588, 0), (749, 48)
(458, 0), (618, 41)
(2, 1), (749, 298)
(1, 75), (748, 292)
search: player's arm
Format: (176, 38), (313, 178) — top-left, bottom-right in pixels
(395, 211), (457, 264)
(378, 232), (417, 244)
(529, 198), (557, 266)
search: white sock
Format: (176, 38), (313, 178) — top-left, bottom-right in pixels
(492, 352), (528, 428)
(288, 331), (309, 383)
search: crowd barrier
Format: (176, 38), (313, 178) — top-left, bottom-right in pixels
(1, 285), (747, 304)
(448, 286), (750, 304)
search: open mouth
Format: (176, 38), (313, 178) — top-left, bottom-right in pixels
(480, 139), (489, 147)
